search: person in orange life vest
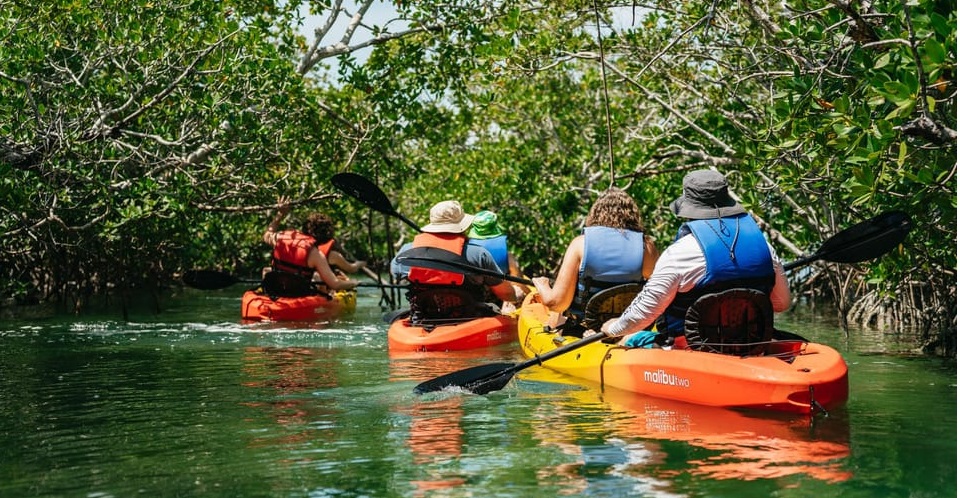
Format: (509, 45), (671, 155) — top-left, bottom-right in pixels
(391, 200), (522, 305)
(532, 187), (659, 321)
(599, 169), (791, 345)
(262, 195), (362, 292)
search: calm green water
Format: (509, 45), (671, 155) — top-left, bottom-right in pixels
(0, 287), (955, 497)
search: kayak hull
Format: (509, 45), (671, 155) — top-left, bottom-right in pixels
(517, 294), (848, 415)
(241, 290), (357, 322)
(388, 315), (518, 352)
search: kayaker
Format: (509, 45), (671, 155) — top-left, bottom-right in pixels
(467, 210), (523, 278)
(532, 187), (659, 323)
(391, 200), (523, 319)
(262, 195), (361, 293)
(468, 210), (528, 312)
(598, 169), (791, 345)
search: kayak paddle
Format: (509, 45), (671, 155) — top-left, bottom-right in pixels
(330, 172), (422, 232)
(413, 210), (912, 396)
(414, 332), (609, 395)
(413, 283), (635, 395)
(394, 247), (535, 286)
(782, 210), (911, 271)
(181, 269), (407, 290)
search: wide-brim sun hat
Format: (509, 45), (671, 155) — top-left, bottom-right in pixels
(669, 169), (747, 219)
(421, 200), (476, 233)
(467, 210), (505, 239)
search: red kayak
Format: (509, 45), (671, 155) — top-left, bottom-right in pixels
(241, 289), (357, 322)
(388, 314), (518, 352)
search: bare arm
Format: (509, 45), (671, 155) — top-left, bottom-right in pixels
(307, 249), (359, 290)
(263, 195), (291, 246)
(769, 252), (791, 312)
(327, 250), (367, 274)
(642, 235), (660, 279)
(532, 236), (583, 313)
(490, 280), (521, 303)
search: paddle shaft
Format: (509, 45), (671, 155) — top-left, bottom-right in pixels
(509, 332), (608, 373)
(396, 255), (534, 286)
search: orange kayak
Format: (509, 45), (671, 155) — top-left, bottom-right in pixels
(388, 314), (518, 352)
(241, 289), (357, 322)
(517, 293), (849, 415)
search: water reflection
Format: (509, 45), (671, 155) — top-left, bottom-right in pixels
(389, 347), (518, 495)
(520, 368), (852, 487)
(240, 346), (340, 446)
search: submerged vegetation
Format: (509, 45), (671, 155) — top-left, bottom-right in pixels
(1, 1), (955, 354)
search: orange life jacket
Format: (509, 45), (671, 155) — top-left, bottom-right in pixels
(406, 233), (467, 286)
(271, 231), (334, 278)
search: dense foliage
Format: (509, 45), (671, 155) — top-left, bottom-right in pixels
(1, 1), (954, 353)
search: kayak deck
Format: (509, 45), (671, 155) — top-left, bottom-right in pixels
(388, 314), (518, 352)
(517, 294), (848, 415)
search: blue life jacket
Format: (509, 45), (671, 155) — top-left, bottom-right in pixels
(657, 214), (774, 334)
(572, 226), (646, 317)
(469, 235), (509, 274)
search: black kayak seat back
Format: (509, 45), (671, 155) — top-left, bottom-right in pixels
(582, 283), (645, 330)
(684, 288), (775, 355)
(262, 270), (320, 299)
(407, 285), (497, 323)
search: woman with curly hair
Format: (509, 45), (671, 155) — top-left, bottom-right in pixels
(261, 196), (363, 294)
(532, 187), (659, 320)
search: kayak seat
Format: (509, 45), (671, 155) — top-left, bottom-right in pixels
(407, 285), (498, 327)
(582, 283), (645, 329)
(262, 270), (322, 299)
(684, 288), (774, 356)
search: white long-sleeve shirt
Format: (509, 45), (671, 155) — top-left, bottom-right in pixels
(602, 234), (791, 336)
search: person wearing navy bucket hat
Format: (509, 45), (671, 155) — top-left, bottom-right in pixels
(599, 169), (791, 349)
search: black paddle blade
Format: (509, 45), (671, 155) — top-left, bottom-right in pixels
(816, 210), (911, 263)
(331, 173), (422, 231)
(182, 269), (239, 290)
(330, 173), (397, 216)
(413, 362), (517, 395)
(783, 210), (913, 271)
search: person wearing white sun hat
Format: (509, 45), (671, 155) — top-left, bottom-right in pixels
(600, 169), (791, 346)
(390, 200), (522, 321)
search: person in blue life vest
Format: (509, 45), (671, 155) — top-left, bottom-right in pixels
(467, 210), (529, 311)
(262, 195), (363, 292)
(532, 187), (660, 323)
(390, 200), (522, 317)
(598, 169), (791, 345)
(467, 210), (522, 277)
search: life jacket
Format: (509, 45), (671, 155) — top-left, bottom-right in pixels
(657, 214), (774, 335)
(271, 231), (334, 278)
(403, 233), (491, 321)
(406, 233), (468, 286)
(571, 226), (646, 318)
(469, 235), (509, 274)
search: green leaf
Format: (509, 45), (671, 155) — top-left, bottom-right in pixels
(924, 38), (946, 64)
